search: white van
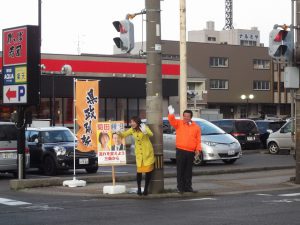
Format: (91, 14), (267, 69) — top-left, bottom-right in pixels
(267, 119), (295, 154)
(0, 122), (30, 177)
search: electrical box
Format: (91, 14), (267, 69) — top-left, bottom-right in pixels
(284, 66), (299, 89)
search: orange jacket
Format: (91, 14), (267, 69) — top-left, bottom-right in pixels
(168, 114), (201, 152)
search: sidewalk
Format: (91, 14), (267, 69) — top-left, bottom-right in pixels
(17, 168), (298, 198)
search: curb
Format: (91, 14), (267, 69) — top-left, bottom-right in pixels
(10, 165), (295, 190)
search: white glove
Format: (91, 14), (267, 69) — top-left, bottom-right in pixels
(140, 123), (147, 134)
(115, 127), (121, 134)
(168, 105), (175, 114)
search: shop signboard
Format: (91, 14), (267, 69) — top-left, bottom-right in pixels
(1, 25), (40, 105)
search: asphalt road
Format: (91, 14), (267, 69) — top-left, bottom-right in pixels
(0, 188), (299, 225)
(21, 150), (298, 178)
(0, 151), (295, 192)
(0, 151), (298, 225)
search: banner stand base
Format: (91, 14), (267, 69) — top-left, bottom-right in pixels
(103, 185), (126, 194)
(63, 177), (86, 188)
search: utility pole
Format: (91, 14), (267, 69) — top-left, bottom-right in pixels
(179, 0), (187, 116)
(145, 0), (164, 193)
(295, 0), (300, 184)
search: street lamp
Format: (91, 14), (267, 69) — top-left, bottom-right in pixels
(240, 94), (254, 118)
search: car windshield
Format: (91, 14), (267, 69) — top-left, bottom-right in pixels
(41, 130), (74, 143)
(162, 119), (225, 135)
(235, 120), (258, 133)
(256, 121), (269, 133)
(194, 120), (226, 135)
(256, 121), (285, 133)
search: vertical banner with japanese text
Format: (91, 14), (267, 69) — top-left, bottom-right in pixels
(97, 121), (126, 165)
(76, 80), (99, 152)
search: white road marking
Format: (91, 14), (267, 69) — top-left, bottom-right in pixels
(256, 194), (273, 196)
(263, 199), (294, 203)
(278, 193), (300, 197)
(0, 197), (31, 206)
(100, 171), (128, 174)
(176, 198), (217, 202)
(23, 205), (63, 211)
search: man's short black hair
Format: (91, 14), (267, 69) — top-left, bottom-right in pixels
(183, 109), (193, 118)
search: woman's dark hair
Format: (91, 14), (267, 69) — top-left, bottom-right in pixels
(131, 116), (142, 131)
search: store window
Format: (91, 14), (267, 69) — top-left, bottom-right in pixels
(117, 98), (127, 121)
(106, 98), (116, 121)
(128, 98), (138, 124)
(139, 99), (146, 119)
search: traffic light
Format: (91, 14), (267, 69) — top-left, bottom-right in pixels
(113, 19), (134, 53)
(268, 29), (293, 61)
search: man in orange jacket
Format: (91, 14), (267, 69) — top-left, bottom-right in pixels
(168, 105), (201, 193)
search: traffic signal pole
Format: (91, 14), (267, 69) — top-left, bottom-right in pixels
(145, 0), (164, 193)
(295, 0), (300, 184)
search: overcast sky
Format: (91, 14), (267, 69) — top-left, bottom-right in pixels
(0, 0), (292, 55)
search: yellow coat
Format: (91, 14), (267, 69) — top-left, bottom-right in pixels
(119, 126), (155, 167)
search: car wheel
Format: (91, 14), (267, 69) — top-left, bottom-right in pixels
(43, 156), (57, 176)
(268, 142), (280, 154)
(193, 152), (206, 166)
(12, 171), (18, 178)
(170, 158), (176, 163)
(222, 159), (237, 164)
(85, 167), (98, 174)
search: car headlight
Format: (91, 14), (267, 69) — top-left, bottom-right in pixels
(54, 146), (66, 156)
(203, 141), (217, 147)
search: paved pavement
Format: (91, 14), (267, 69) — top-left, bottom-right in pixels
(12, 168), (298, 199)
(8, 151), (300, 198)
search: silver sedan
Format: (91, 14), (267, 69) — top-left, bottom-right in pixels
(163, 117), (242, 165)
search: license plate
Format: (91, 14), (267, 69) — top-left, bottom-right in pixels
(0, 152), (17, 159)
(247, 136), (254, 141)
(79, 158), (89, 165)
(228, 150), (235, 155)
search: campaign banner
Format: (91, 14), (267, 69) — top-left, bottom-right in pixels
(97, 121), (126, 165)
(75, 80), (99, 152)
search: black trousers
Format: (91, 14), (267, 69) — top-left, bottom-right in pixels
(176, 148), (195, 192)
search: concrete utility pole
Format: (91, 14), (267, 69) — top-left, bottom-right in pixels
(145, 0), (164, 193)
(179, 0), (187, 116)
(295, 0), (300, 184)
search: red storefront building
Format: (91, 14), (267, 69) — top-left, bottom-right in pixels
(0, 53), (180, 127)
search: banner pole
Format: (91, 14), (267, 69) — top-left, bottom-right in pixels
(73, 78), (77, 178)
(62, 78), (86, 187)
(112, 165), (116, 186)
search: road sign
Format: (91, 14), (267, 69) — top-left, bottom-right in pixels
(3, 84), (27, 103)
(1, 25), (40, 105)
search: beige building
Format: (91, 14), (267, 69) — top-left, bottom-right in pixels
(188, 21), (261, 47)
(161, 40), (291, 119)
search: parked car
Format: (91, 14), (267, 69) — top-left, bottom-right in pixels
(0, 122), (30, 177)
(211, 119), (261, 150)
(162, 117), (242, 165)
(26, 127), (98, 175)
(255, 120), (286, 149)
(267, 119), (295, 154)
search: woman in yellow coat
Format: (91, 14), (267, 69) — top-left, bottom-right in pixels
(118, 116), (155, 196)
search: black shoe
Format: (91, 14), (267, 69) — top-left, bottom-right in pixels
(143, 190), (148, 196)
(177, 189), (184, 194)
(184, 187), (195, 193)
(137, 188), (142, 196)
